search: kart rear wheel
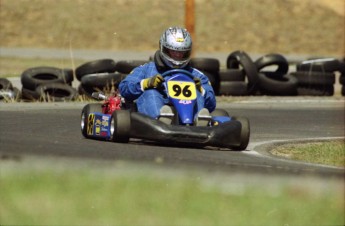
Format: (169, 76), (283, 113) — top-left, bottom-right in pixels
(232, 116), (250, 151)
(81, 103), (103, 138)
(111, 110), (131, 143)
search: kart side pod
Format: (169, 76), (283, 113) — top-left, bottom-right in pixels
(125, 112), (248, 150)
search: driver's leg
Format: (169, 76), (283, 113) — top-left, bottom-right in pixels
(136, 89), (168, 118)
(195, 92), (211, 126)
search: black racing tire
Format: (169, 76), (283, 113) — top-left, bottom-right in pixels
(258, 73), (298, 96)
(219, 81), (248, 96)
(63, 68), (74, 86)
(115, 60), (149, 74)
(21, 67), (73, 90)
(296, 58), (340, 72)
(290, 71), (335, 85)
(0, 78), (13, 90)
(255, 53), (289, 78)
(0, 87), (21, 101)
(21, 87), (40, 101)
(35, 83), (78, 102)
(339, 75), (345, 85)
(81, 103), (103, 138)
(81, 72), (127, 89)
(78, 84), (108, 98)
(211, 109), (229, 117)
(339, 61), (345, 76)
(219, 69), (245, 82)
(75, 59), (117, 81)
(231, 116), (250, 151)
(190, 58), (220, 72)
(226, 50), (259, 94)
(78, 84), (89, 97)
(111, 110), (131, 143)
(78, 84), (95, 98)
(78, 83), (116, 98)
(297, 85), (334, 96)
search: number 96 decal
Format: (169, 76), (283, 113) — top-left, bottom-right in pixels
(167, 81), (197, 100)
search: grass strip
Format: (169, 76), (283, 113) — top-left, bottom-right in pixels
(0, 167), (343, 226)
(271, 140), (345, 167)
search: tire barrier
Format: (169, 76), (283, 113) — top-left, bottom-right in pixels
(291, 57), (343, 96)
(218, 69), (247, 96)
(78, 72), (127, 98)
(21, 67), (73, 90)
(115, 60), (149, 74)
(255, 53), (289, 78)
(296, 58), (340, 73)
(35, 83), (78, 102)
(218, 81), (248, 96)
(76, 59), (117, 81)
(226, 50), (259, 95)
(0, 78), (13, 90)
(3, 53), (344, 102)
(81, 72), (126, 89)
(289, 71), (335, 96)
(257, 73), (298, 96)
(0, 78), (21, 101)
(20, 66), (76, 101)
(21, 87), (41, 101)
(254, 53), (298, 96)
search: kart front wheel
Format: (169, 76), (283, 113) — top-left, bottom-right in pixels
(81, 103), (103, 138)
(111, 110), (131, 143)
(232, 116), (250, 151)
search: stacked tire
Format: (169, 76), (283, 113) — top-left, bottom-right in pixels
(76, 59), (147, 98)
(13, 53), (345, 101)
(0, 78), (21, 102)
(220, 51), (296, 96)
(116, 60), (149, 74)
(255, 53), (298, 96)
(21, 67), (77, 101)
(290, 58), (341, 96)
(76, 59), (118, 98)
(219, 50), (259, 96)
(218, 68), (247, 96)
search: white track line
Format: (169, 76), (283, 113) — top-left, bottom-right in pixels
(245, 136), (345, 169)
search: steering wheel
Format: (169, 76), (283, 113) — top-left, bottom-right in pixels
(161, 69), (194, 79)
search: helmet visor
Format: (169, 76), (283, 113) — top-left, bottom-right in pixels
(162, 46), (191, 62)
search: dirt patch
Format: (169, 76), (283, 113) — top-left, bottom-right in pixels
(0, 0), (344, 56)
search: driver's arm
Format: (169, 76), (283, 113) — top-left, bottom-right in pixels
(193, 70), (216, 112)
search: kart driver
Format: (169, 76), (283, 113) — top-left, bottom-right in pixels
(118, 26), (216, 125)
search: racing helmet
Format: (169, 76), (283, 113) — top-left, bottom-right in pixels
(159, 27), (192, 68)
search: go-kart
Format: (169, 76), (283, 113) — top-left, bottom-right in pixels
(81, 69), (250, 150)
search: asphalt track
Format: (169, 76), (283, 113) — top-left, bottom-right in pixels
(0, 98), (344, 178)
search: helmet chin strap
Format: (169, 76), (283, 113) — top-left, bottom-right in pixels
(172, 65), (181, 69)
(161, 51), (189, 69)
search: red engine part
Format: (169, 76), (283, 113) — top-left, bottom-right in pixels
(102, 94), (122, 115)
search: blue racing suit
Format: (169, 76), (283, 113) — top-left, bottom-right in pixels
(119, 61), (216, 118)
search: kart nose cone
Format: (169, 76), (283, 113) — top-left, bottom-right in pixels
(180, 116), (193, 125)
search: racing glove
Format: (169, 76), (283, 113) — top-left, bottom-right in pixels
(142, 74), (164, 90)
(193, 77), (203, 93)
